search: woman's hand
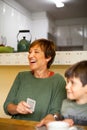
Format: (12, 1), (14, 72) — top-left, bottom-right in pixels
(37, 114), (55, 127)
(7, 101), (33, 115)
(16, 101), (33, 114)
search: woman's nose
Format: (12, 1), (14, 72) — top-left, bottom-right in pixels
(28, 53), (33, 60)
(29, 52), (34, 58)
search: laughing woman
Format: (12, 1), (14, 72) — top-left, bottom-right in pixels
(3, 38), (66, 121)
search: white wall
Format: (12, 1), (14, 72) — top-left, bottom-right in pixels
(31, 12), (49, 41)
(0, 0), (50, 51)
(0, 0), (32, 50)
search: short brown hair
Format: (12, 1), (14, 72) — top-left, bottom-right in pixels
(29, 38), (56, 68)
(65, 60), (87, 86)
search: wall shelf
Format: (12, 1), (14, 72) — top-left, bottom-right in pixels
(0, 52), (29, 65)
(54, 51), (87, 65)
(0, 51), (87, 65)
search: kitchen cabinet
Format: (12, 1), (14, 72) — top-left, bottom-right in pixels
(83, 25), (87, 50)
(57, 25), (84, 51)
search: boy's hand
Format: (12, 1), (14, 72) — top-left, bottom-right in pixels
(63, 119), (74, 126)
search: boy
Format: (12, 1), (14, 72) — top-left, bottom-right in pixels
(61, 60), (87, 126)
(37, 60), (87, 127)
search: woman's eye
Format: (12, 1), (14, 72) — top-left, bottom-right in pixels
(29, 50), (40, 54)
(35, 51), (39, 53)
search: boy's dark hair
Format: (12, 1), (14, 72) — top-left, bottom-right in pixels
(29, 38), (56, 68)
(65, 60), (87, 86)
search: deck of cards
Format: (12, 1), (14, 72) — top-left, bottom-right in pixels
(27, 98), (36, 112)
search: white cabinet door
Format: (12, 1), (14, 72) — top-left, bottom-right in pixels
(57, 25), (83, 46)
(84, 25), (87, 50)
(70, 25), (83, 46)
(57, 26), (70, 46)
(56, 25), (84, 51)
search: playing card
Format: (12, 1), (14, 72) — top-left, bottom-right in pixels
(27, 98), (36, 112)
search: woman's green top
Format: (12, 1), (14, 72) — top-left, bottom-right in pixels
(4, 71), (66, 121)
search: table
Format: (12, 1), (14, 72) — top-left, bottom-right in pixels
(0, 117), (87, 130)
(0, 117), (38, 130)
